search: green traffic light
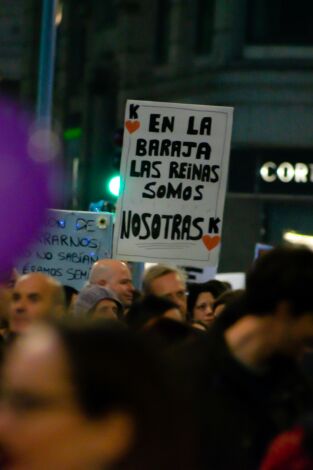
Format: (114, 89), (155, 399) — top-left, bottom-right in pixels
(63, 127), (82, 140)
(108, 175), (121, 197)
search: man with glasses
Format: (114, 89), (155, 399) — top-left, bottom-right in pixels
(142, 264), (188, 319)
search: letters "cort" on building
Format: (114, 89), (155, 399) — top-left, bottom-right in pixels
(260, 161), (313, 183)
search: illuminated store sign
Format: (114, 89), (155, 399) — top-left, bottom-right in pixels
(228, 149), (313, 195)
(260, 162), (313, 183)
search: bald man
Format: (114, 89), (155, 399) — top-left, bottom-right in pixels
(89, 260), (135, 309)
(9, 273), (65, 334)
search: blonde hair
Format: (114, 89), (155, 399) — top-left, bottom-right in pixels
(142, 264), (186, 295)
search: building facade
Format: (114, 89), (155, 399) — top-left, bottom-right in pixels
(2, 0), (313, 272)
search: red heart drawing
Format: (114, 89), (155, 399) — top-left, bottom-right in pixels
(202, 234), (221, 251)
(125, 120), (140, 133)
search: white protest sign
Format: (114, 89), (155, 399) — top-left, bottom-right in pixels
(145, 262), (217, 283)
(17, 210), (113, 290)
(182, 265), (217, 283)
(113, 100), (233, 266)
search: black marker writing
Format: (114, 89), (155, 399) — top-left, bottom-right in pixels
(130, 160), (162, 178)
(136, 139), (211, 160)
(121, 211), (204, 240)
(187, 116), (212, 135)
(149, 114), (175, 133)
(142, 181), (204, 201)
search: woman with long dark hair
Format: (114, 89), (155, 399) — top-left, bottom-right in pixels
(0, 320), (195, 470)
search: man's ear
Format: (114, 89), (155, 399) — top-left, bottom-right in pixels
(274, 300), (294, 321)
(98, 279), (107, 287)
(90, 411), (135, 465)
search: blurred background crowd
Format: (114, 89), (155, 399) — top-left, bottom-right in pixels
(0, 246), (312, 469)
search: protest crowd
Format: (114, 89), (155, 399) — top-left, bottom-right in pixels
(0, 98), (310, 468)
(0, 246), (312, 469)
(5, 0), (313, 465)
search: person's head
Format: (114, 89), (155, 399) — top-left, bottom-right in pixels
(243, 244), (313, 355)
(213, 289), (245, 318)
(187, 280), (229, 325)
(245, 245), (313, 317)
(142, 265), (187, 318)
(74, 285), (123, 321)
(62, 285), (78, 316)
(126, 295), (182, 330)
(8, 273), (65, 334)
(89, 259), (134, 308)
(0, 321), (192, 470)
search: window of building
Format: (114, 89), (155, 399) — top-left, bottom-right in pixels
(194, 0), (215, 55)
(154, 0), (171, 65)
(246, 0), (313, 46)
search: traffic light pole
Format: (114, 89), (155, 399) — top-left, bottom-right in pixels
(36, 0), (58, 126)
